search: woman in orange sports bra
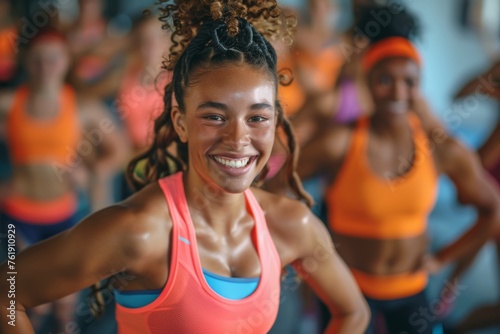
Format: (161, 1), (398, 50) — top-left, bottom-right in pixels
(299, 5), (500, 334)
(0, 2), (369, 334)
(0, 27), (126, 332)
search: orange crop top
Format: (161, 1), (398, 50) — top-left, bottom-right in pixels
(7, 85), (81, 165)
(115, 172), (282, 334)
(325, 114), (438, 239)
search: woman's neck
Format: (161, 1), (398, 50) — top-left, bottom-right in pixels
(28, 82), (62, 100)
(183, 171), (248, 236)
(370, 111), (410, 138)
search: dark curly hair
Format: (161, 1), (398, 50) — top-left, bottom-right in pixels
(354, 3), (422, 44)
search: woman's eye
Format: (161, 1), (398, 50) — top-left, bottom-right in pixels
(249, 115), (268, 122)
(205, 114), (224, 121)
(406, 79), (415, 87)
(379, 75), (392, 85)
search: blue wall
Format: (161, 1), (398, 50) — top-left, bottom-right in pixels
(408, 0), (498, 145)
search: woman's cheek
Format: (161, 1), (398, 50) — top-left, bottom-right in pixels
(260, 124), (276, 142)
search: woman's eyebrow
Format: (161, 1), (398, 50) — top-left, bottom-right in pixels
(250, 102), (273, 110)
(197, 101), (228, 112)
(197, 101), (273, 111)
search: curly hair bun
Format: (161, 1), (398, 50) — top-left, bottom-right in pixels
(158, 0), (295, 68)
(355, 3), (421, 44)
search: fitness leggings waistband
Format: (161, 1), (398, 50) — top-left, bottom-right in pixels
(2, 192), (77, 224)
(350, 268), (427, 300)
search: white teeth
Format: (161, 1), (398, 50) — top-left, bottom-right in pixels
(214, 156), (250, 168)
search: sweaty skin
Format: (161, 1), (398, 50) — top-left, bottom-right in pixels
(0, 64), (369, 334)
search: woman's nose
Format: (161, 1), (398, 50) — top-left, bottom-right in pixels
(391, 81), (408, 101)
(223, 119), (251, 150)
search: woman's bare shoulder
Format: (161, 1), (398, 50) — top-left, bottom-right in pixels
(89, 182), (172, 263)
(251, 189), (315, 240)
(254, 188), (310, 219)
(117, 182), (171, 233)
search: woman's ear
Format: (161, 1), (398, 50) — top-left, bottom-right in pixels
(171, 106), (188, 143)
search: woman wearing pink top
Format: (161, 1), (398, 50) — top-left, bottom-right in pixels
(0, 1), (369, 333)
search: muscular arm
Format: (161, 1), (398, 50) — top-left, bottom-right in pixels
(453, 61), (500, 168)
(433, 138), (500, 266)
(454, 60), (500, 100)
(0, 186), (167, 333)
(295, 213), (369, 333)
(263, 194), (370, 334)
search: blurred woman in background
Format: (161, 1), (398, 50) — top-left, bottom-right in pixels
(112, 12), (172, 199)
(298, 5), (500, 333)
(0, 27), (125, 332)
(117, 12), (171, 155)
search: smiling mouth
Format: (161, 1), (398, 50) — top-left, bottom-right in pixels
(213, 156), (252, 169)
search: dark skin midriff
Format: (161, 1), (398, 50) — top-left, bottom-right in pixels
(12, 164), (73, 200)
(332, 232), (428, 275)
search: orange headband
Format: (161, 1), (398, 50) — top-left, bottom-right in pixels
(362, 37), (421, 72)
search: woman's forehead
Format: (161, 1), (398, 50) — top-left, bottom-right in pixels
(187, 65), (275, 98)
(29, 41), (68, 55)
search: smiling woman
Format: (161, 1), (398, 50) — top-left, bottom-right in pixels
(0, 1), (370, 334)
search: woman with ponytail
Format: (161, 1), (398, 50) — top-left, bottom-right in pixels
(298, 5), (500, 334)
(0, 1), (369, 333)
